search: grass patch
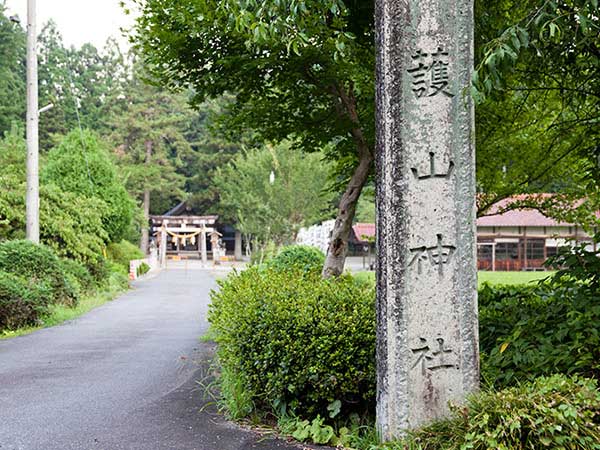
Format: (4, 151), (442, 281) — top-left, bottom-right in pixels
(0, 278), (127, 340)
(353, 270), (554, 288)
(478, 270), (553, 286)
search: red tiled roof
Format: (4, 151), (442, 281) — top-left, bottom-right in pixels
(477, 209), (571, 227)
(352, 196), (596, 235)
(477, 197), (573, 227)
(353, 223), (375, 240)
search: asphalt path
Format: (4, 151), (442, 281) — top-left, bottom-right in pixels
(0, 269), (308, 450)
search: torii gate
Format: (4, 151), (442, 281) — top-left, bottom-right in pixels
(150, 215), (219, 267)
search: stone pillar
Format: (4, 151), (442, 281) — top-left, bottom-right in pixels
(375, 0), (478, 439)
(159, 225), (167, 269)
(210, 232), (221, 264)
(200, 228), (208, 265)
(234, 230), (243, 261)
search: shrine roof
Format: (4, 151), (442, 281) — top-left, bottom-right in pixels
(150, 215), (218, 224)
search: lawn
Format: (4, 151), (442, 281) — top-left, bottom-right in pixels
(353, 270), (554, 288)
(477, 270), (554, 287)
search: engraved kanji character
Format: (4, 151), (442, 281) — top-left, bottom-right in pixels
(429, 47), (453, 97)
(411, 337), (457, 372)
(411, 152), (455, 180)
(407, 49), (429, 98)
(409, 234), (456, 276)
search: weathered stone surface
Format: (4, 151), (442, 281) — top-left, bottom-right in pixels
(375, 0), (479, 439)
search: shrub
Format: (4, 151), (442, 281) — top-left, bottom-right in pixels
(43, 130), (136, 242)
(60, 258), (96, 294)
(266, 245), (325, 275)
(479, 270), (600, 388)
(400, 375), (600, 450)
(136, 262), (150, 277)
(106, 240), (144, 272)
(209, 266), (376, 419)
(478, 283), (540, 357)
(0, 271), (53, 330)
(0, 240), (79, 306)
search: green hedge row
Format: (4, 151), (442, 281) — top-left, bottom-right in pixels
(0, 239), (133, 332)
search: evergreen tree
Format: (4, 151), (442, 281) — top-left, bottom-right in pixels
(105, 66), (191, 251)
(0, 5), (25, 136)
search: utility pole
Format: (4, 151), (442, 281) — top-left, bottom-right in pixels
(26, 0), (39, 243)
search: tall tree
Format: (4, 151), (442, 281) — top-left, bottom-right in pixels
(0, 4), (26, 136)
(214, 142), (333, 250)
(105, 67), (191, 252)
(130, 0), (375, 277)
(181, 95), (245, 215)
(42, 130), (136, 243)
(37, 22), (129, 148)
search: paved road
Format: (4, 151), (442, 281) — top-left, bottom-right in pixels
(0, 269), (306, 450)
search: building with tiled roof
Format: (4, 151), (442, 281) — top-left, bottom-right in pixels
(347, 202), (597, 271)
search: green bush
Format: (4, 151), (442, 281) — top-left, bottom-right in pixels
(136, 262), (150, 277)
(106, 240), (144, 272)
(209, 266), (376, 419)
(0, 240), (79, 306)
(479, 281), (600, 388)
(60, 258), (97, 294)
(400, 375), (600, 450)
(43, 130), (136, 242)
(266, 245), (325, 275)
(0, 271), (53, 330)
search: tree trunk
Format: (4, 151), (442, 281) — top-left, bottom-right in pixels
(322, 151), (374, 278)
(140, 140), (153, 254)
(322, 82), (374, 278)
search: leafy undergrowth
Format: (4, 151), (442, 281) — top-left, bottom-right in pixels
(275, 376), (600, 450)
(380, 376), (600, 450)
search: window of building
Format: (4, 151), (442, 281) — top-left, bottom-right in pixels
(526, 239), (545, 260)
(496, 242), (518, 260)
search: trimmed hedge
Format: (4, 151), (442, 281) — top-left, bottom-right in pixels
(266, 245), (325, 275)
(209, 266), (376, 419)
(0, 271), (53, 330)
(0, 240), (79, 306)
